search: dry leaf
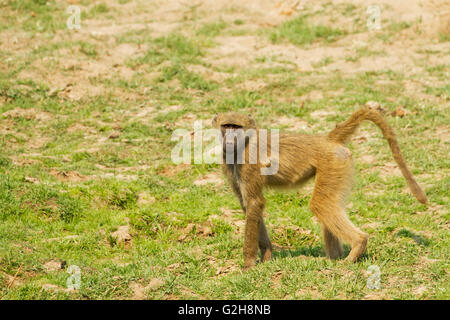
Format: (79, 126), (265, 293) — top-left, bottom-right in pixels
(390, 106), (407, 117)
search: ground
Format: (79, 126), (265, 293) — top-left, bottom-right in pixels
(0, 0), (448, 300)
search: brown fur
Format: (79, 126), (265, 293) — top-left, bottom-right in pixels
(212, 105), (427, 269)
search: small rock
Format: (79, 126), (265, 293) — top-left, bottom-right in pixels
(43, 259), (63, 272)
(198, 225), (213, 236)
(108, 131), (120, 139)
(129, 279), (165, 299)
(110, 225), (132, 244)
(25, 176), (39, 184)
(147, 278), (164, 290)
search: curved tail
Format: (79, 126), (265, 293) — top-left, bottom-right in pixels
(328, 105), (428, 204)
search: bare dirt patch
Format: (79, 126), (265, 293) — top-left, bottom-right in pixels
(193, 172), (224, 187)
(66, 123), (96, 134)
(50, 170), (89, 182)
(137, 191), (156, 205)
(368, 162), (402, 178)
(129, 278), (165, 299)
(272, 115), (312, 132)
(159, 163), (190, 177)
(434, 125), (450, 144)
(2, 108), (52, 121)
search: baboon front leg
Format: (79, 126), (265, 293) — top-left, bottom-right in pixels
(322, 224), (343, 259)
(310, 171), (368, 263)
(243, 196), (265, 270)
(259, 217), (272, 262)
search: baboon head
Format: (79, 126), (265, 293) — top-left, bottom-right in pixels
(212, 112), (256, 161)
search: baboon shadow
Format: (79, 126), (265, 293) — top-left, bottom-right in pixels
(272, 245), (326, 259)
(271, 244), (373, 260)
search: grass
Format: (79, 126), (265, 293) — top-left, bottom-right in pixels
(196, 19), (228, 37)
(345, 47), (386, 63)
(0, 1), (448, 300)
(158, 64), (218, 91)
(79, 42), (98, 57)
(269, 15), (346, 46)
(126, 33), (205, 68)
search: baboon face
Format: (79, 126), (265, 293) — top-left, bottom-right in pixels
(221, 123), (244, 154)
(212, 113), (256, 157)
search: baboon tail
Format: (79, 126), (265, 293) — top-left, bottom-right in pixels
(328, 106), (428, 204)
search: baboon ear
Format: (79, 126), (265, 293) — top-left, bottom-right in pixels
(212, 113), (218, 126)
(247, 114), (256, 127)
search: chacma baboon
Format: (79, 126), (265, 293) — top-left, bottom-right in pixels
(212, 105), (427, 270)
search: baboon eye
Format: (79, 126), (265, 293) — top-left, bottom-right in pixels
(223, 124), (242, 129)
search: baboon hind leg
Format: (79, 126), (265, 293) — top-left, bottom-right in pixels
(322, 224), (344, 259)
(258, 217), (272, 262)
(310, 170), (368, 262)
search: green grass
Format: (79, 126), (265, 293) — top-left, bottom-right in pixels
(6, 0), (66, 33)
(345, 47), (386, 63)
(79, 42), (98, 57)
(312, 56), (333, 68)
(269, 15), (346, 46)
(196, 19), (227, 37)
(81, 3), (111, 20)
(126, 33), (205, 68)
(438, 32), (450, 43)
(158, 63), (218, 91)
(0, 1), (448, 300)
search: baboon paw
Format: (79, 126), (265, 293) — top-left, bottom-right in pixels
(243, 261), (256, 270)
(345, 238), (367, 263)
(344, 256), (358, 263)
(261, 249), (273, 262)
(344, 251), (364, 263)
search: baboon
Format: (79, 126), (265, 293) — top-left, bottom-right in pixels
(212, 105), (427, 270)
